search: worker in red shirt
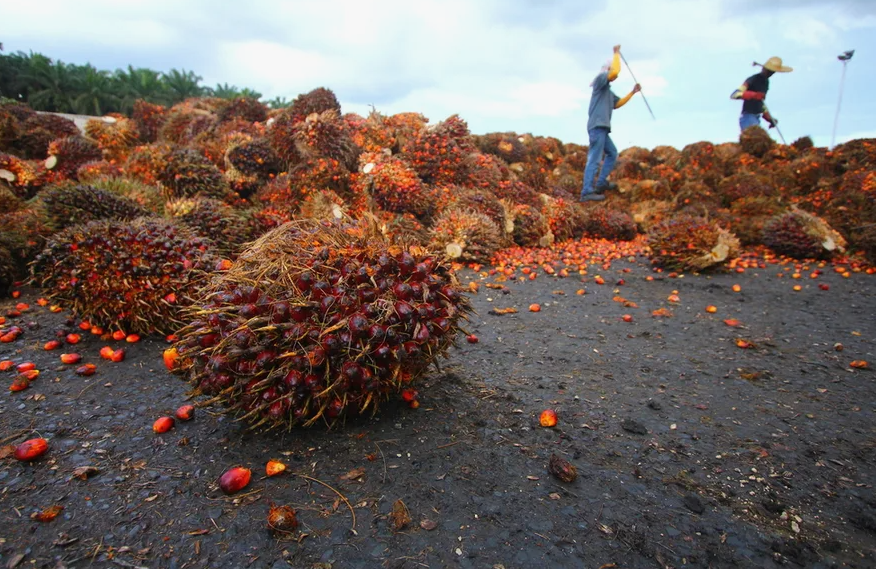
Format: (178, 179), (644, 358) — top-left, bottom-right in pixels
(731, 56), (792, 131)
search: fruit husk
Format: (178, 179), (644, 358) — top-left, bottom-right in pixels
(548, 453), (578, 483)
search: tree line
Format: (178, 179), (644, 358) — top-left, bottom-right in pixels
(0, 46), (292, 116)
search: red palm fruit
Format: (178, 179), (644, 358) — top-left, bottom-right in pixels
(266, 459), (287, 477)
(401, 388), (418, 403)
(153, 416), (174, 433)
(126, 334), (140, 343)
(163, 347), (179, 371)
(44, 340), (62, 350)
(78, 321), (91, 331)
(267, 505), (298, 534)
(18, 369), (39, 381)
(14, 438), (48, 461)
(10, 376), (30, 391)
(16, 362), (35, 372)
(175, 405), (195, 421)
(0, 360), (14, 371)
(75, 363), (96, 376)
(65, 333), (80, 344)
(60, 353), (81, 364)
(90, 326), (103, 335)
(99, 346), (115, 360)
(219, 466), (251, 494)
(110, 349), (125, 363)
(466, 334), (479, 344)
(112, 330), (127, 341)
(539, 409), (558, 427)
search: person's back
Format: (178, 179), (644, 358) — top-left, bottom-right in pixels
(587, 72), (620, 132)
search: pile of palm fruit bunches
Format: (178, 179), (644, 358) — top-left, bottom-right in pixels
(1, 89), (873, 429)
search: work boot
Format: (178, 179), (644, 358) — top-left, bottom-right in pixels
(579, 193), (605, 202)
(596, 181), (617, 193)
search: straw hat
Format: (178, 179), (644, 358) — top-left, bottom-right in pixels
(763, 56), (793, 73)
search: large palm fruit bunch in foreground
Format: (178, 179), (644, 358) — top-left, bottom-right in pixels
(647, 215), (740, 272)
(31, 218), (216, 335)
(170, 218), (472, 430)
(45, 136), (103, 179)
(762, 208), (847, 260)
(352, 152), (432, 218)
(37, 183), (152, 230)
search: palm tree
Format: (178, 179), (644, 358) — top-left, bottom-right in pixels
(73, 64), (120, 116)
(115, 65), (169, 112)
(161, 68), (205, 104)
(19, 56), (79, 112)
(209, 82), (242, 99)
(239, 87), (262, 100)
(266, 96), (291, 109)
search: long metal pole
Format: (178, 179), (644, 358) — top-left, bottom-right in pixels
(618, 51), (656, 120)
(831, 60), (848, 150)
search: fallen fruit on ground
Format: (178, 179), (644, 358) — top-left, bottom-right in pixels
(266, 459), (287, 477)
(466, 334), (479, 343)
(31, 504), (64, 522)
(539, 409), (558, 427)
(219, 466), (251, 494)
(153, 416), (174, 433)
(548, 453), (578, 483)
(705, 305), (717, 313)
(175, 405), (195, 421)
(267, 504), (298, 533)
(75, 363), (97, 376)
(529, 303), (541, 312)
(14, 438), (48, 461)
(850, 360), (869, 369)
(60, 353), (81, 364)
(163, 347), (179, 371)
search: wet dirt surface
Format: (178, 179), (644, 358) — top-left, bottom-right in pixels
(1, 255), (875, 569)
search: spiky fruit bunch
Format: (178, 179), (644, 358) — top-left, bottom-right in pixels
(171, 218), (471, 430)
(674, 181), (722, 216)
(17, 113), (80, 159)
(84, 117), (139, 162)
(87, 176), (165, 214)
(475, 133), (527, 164)
(45, 136), (103, 179)
(539, 195), (586, 243)
(629, 200), (673, 232)
(649, 163), (683, 192)
(76, 160), (124, 183)
(728, 196), (786, 245)
(562, 142), (588, 171)
(613, 146), (651, 181)
(352, 152), (431, 218)
(580, 207), (638, 241)
(832, 138), (876, 171)
(428, 208), (503, 263)
(0, 208), (52, 270)
(159, 107), (209, 145)
(384, 113), (429, 151)
(252, 173), (298, 211)
(788, 152), (833, 195)
(0, 153), (45, 197)
(436, 114), (476, 153)
(514, 160), (549, 193)
(288, 158), (351, 202)
(399, 121), (468, 186)
(739, 125), (775, 158)
(345, 111), (397, 153)
(647, 215), (740, 272)
(716, 172), (776, 206)
(713, 142), (741, 168)
(763, 209), (847, 260)
(244, 205), (294, 241)
(630, 179), (672, 202)
(508, 203), (550, 248)
(267, 110), (304, 166)
(293, 110), (358, 169)
(446, 187), (505, 227)
(377, 212), (430, 245)
(159, 149), (231, 200)
(218, 97), (268, 124)
(124, 143), (171, 185)
(791, 136), (814, 152)
(132, 100), (168, 143)
(31, 217), (216, 335)
(680, 141), (723, 187)
(38, 184), (151, 230)
(651, 145), (682, 166)
(492, 180), (542, 209)
(546, 162), (584, 196)
(165, 197), (252, 256)
(464, 153), (511, 193)
(226, 138), (282, 178)
(299, 189), (349, 222)
(288, 87), (341, 125)
(855, 225), (876, 265)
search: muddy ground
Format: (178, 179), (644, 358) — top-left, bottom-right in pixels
(1, 254), (875, 569)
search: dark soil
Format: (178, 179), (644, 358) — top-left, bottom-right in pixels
(1, 256), (875, 569)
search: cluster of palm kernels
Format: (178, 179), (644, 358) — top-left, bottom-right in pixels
(580, 207), (638, 241)
(45, 136), (103, 178)
(400, 122), (467, 185)
(739, 125), (775, 158)
(218, 97), (269, 124)
(159, 148), (231, 200)
(352, 152), (431, 218)
(164, 197), (252, 256)
(31, 217), (216, 334)
(539, 195), (586, 242)
(38, 183), (151, 230)
(447, 187), (506, 228)
(84, 117), (140, 162)
(132, 100), (168, 143)
(292, 110), (358, 170)
(727, 196), (785, 245)
(428, 207), (504, 263)
(508, 203), (550, 248)
(172, 218), (471, 430)
(76, 160), (124, 183)
(716, 171), (776, 207)
(647, 214), (740, 272)
(0, 152), (45, 197)
(762, 209), (846, 260)
(474, 133), (528, 165)
(225, 138), (282, 178)
(17, 113), (80, 159)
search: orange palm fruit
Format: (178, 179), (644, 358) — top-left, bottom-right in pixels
(219, 467), (251, 494)
(44, 340), (62, 351)
(112, 330), (127, 341)
(529, 303), (541, 312)
(75, 363), (97, 376)
(163, 347), (179, 371)
(65, 333), (81, 344)
(14, 438), (48, 461)
(99, 346), (115, 360)
(175, 405), (195, 421)
(110, 348), (125, 363)
(266, 460), (287, 477)
(153, 416), (175, 433)
(60, 353), (81, 364)
(539, 409), (558, 427)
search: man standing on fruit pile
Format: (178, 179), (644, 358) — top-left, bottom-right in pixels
(579, 44), (641, 203)
(731, 56), (792, 132)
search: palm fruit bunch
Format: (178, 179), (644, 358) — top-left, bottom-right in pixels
(244, 205), (294, 241)
(629, 179), (672, 203)
(673, 181), (722, 217)
(648, 163), (683, 192)
(0, 185), (24, 213)
(437, 114), (477, 153)
(739, 125), (775, 158)
(31, 217), (216, 335)
(716, 171), (776, 207)
(613, 146), (651, 181)
(647, 214), (740, 272)
(546, 162), (584, 196)
(0, 208), (52, 270)
(288, 158), (351, 203)
(831, 138), (876, 172)
(0, 153), (45, 197)
(170, 217), (472, 430)
(446, 187), (506, 228)
(0, 243), (14, 294)
(762, 209), (847, 260)
(505, 202), (551, 247)
(45, 135), (103, 179)
(562, 142), (589, 171)
(132, 100), (168, 143)
(159, 148), (231, 200)
(266, 109), (304, 166)
(383, 112), (429, 151)
(791, 136), (814, 152)
(539, 195), (586, 242)
(159, 106), (211, 145)
(580, 207), (638, 241)
(344, 110), (397, 153)
(299, 189), (349, 222)
(352, 152), (431, 218)
(252, 173), (299, 213)
(400, 121), (468, 186)
(0, 109), (21, 154)
(376, 212), (430, 245)
(124, 143), (172, 185)
(288, 87), (342, 125)
(680, 141), (722, 187)
(87, 176), (165, 214)
(854, 225), (876, 265)
(218, 97), (269, 124)
(225, 138), (282, 179)
(514, 161), (549, 193)
(37, 183), (152, 230)
(492, 180), (542, 209)
(713, 142), (741, 170)
(17, 113), (80, 159)
(84, 116), (140, 162)
(462, 153), (510, 193)
(475, 132), (527, 165)
(428, 207), (503, 263)
(629, 199), (673, 232)
(165, 197), (252, 257)
(292, 110), (358, 170)
(727, 196), (786, 245)
(651, 145), (682, 166)
(76, 160), (124, 182)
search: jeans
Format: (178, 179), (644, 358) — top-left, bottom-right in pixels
(580, 127), (617, 197)
(739, 113), (761, 131)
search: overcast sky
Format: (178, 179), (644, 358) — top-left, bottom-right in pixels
(3, 0), (874, 150)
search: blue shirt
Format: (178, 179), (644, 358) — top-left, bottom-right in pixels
(587, 72), (620, 132)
